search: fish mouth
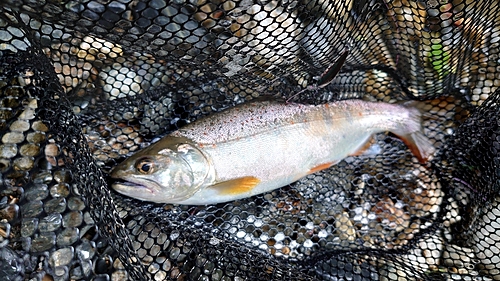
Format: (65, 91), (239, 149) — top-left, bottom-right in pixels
(113, 179), (142, 188)
(112, 178), (157, 194)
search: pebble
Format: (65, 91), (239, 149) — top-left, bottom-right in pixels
(31, 232), (56, 252)
(53, 170), (72, 183)
(49, 247), (74, 268)
(2, 132), (25, 144)
(0, 247), (23, 277)
(111, 270), (129, 281)
(83, 212), (95, 225)
(0, 144), (18, 158)
(21, 218), (39, 237)
(13, 156), (35, 170)
(0, 222), (11, 239)
(56, 228), (79, 246)
(50, 183), (70, 198)
(45, 144), (60, 157)
(18, 99), (37, 120)
(76, 240), (95, 261)
(67, 197), (85, 211)
(94, 254), (113, 274)
(19, 143), (40, 157)
(38, 213), (63, 232)
(0, 204), (19, 222)
(32, 171), (53, 184)
(24, 184), (49, 201)
(44, 198), (67, 214)
(26, 132), (45, 143)
(21, 200), (43, 218)
(32, 121), (49, 132)
(9, 120), (30, 132)
(71, 260), (92, 279)
(62, 211), (83, 228)
(0, 159), (10, 171)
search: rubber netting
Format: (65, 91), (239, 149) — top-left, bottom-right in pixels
(1, 0), (500, 280)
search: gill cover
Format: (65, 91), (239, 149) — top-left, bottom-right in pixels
(149, 144), (208, 201)
(111, 137), (212, 203)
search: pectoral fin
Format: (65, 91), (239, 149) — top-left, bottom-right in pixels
(211, 176), (261, 195)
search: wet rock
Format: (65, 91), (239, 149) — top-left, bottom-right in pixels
(63, 211), (83, 228)
(0, 204), (19, 221)
(13, 156), (35, 170)
(21, 200), (43, 218)
(68, 197), (85, 211)
(56, 228), (79, 246)
(38, 213), (63, 232)
(2, 132), (25, 144)
(44, 198), (67, 214)
(32, 120), (49, 132)
(50, 183), (70, 198)
(21, 218), (38, 237)
(49, 247), (74, 268)
(25, 184), (49, 201)
(9, 120), (30, 132)
(76, 240), (96, 261)
(0, 247), (24, 279)
(0, 144), (17, 158)
(19, 143), (40, 157)
(26, 132), (46, 143)
(32, 232), (56, 252)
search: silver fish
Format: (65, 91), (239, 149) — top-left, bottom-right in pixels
(110, 99), (435, 205)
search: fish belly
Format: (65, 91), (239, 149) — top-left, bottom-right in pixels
(179, 118), (374, 205)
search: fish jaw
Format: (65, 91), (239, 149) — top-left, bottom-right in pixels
(112, 178), (164, 203)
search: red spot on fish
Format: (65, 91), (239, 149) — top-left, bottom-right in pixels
(358, 112), (363, 116)
(199, 144), (204, 148)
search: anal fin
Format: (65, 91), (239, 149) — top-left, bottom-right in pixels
(211, 176), (261, 195)
(308, 162), (335, 174)
(349, 135), (376, 157)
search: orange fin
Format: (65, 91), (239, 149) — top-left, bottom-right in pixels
(308, 162), (335, 174)
(397, 132), (435, 164)
(349, 136), (376, 157)
(211, 176), (260, 195)
(392, 102), (436, 164)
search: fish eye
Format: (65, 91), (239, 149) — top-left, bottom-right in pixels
(136, 158), (154, 174)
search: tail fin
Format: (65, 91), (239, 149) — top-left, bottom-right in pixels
(398, 130), (435, 164)
(395, 103), (436, 164)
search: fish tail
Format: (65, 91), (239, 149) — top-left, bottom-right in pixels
(395, 103), (436, 164)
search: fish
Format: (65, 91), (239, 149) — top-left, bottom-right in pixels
(110, 99), (435, 205)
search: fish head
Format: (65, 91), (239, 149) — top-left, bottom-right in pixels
(110, 137), (212, 203)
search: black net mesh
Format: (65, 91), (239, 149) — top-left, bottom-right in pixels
(1, 0), (500, 280)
